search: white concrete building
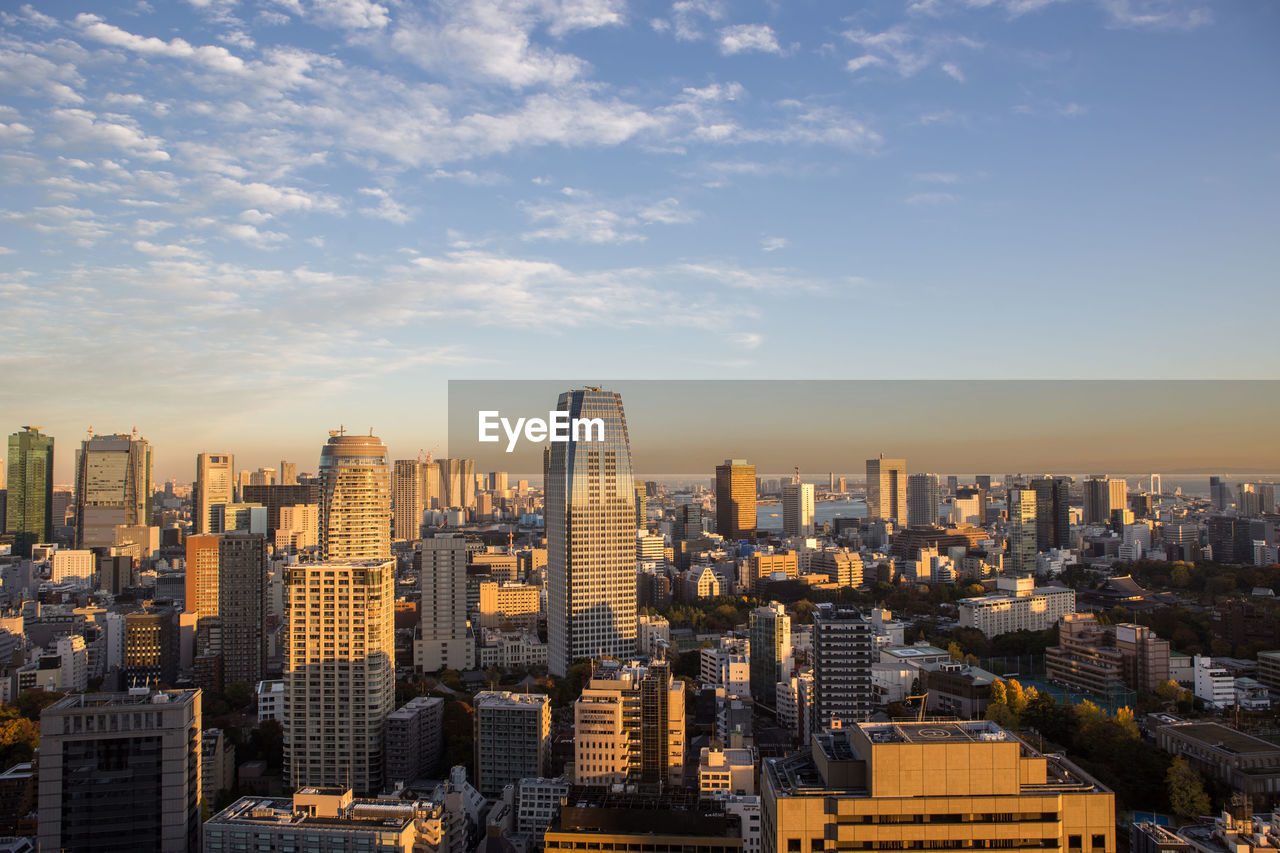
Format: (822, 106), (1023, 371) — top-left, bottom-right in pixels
(958, 576), (1075, 636)
(257, 679), (284, 723)
(1193, 655), (1234, 710)
(699, 747), (756, 796)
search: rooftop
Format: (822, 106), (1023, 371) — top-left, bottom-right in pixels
(1161, 722), (1280, 755)
(859, 720), (1010, 745)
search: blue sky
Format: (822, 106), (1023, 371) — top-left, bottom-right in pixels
(1, 0), (1276, 480)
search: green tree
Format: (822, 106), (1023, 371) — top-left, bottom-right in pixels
(1166, 756), (1210, 818)
(225, 681), (253, 710)
(1170, 565), (1191, 588)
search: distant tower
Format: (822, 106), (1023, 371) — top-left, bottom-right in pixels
(319, 430), (391, 561)
(781, 482), (815, 537)
(1007, 488), (1038, 573)
(906, 473), (940, 527)
(546, 388), (636, 677)
(74, 432), (152, 549)
(866, 454), (907, 524)
(194, 452), (235, 535)
(6, 426), (54, 557)
(715, 458), (756, 541)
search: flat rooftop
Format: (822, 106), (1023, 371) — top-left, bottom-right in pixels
(1163, 722), (1280, 755)
(861, 721), (1010, 744)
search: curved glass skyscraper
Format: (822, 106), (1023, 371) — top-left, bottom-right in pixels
(546, 388), (637, 677)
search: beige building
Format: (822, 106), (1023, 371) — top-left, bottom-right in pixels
(417, 535), (471, 672)
(716, 459), (757, 541)
(750, 552), (799, 593)
(763, 721), (1115, 853)
(574, 660), (685, 786)
(866, 455), (907, 524)
(700, 746), (756, 795)
(195, 452), (235, 535)
(185, 533), (221, 620)
(319, 431), (391, 561)
(959, 576), (1075, 637)
(476, 580), (541, 629)
(284, 559), (395, 794)
(275, 503), (318, 552)
(50, 548), (95, 586)
(393, 458), (439, 541)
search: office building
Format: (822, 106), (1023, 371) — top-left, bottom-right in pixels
(781, 482), (814, 537)
(6, 427), (53, 557)
(959, 576), (1075, 636)
(545, 788), (743, 853)
(716, 459), (757, 541)
(763, 721), (1116, 853)
(674, 503), (703, 541)
(634, 482), (647, 530)
(38, 689), (203, 853)
(1209, 476), (1229, 511)
(436, 457), (475, 510)
(906, 473), (940, 527)
(699, 747), (756, 796)
(125, 606), (178, 687)
(74, 431), (152, 549)
(866, 455), (907, 523)
(241, 482), (322, 536)
(50, 549), (95, 586)
(194, 452), (234, 535)
(1046, 614), (1170, 696)
(546, 388), (637, 677)
(275, 503), (319, 552)
(279, 460), (297, 486)
(318, 430), (392, 561)
(473, 691), (551, 796)
(811, 603), (873, 731)
(1155, 721), (1280, 807)
(284, 559), (395, 794)
(749, 601), (791, 709)
(417, 534), (471, 671)
(1007, 487), (1038, 573)
(1083, 476), (1127, 526)
(219, 531), (268, 687)
(384, 696), (445, 787)
(205, 788), (451, 853)
(1031, 475), (1072, 551)
(185, 533), (221, 622)
(573, 659), (685, 786)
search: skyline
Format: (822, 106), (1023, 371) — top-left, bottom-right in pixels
(2, 0), (1278, 456)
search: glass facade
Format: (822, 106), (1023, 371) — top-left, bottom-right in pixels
(6, 426), (54, 557)
(546, 388), (637, 677)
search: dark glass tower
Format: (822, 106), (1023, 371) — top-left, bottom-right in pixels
(6, 426), (54, 557)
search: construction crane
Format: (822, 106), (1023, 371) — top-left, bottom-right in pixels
(418, 444), (439, 465)
(903, 692), (930, 722)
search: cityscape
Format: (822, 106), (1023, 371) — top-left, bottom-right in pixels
(2, 385), (1280, 852)
(3, 0), (1279, 852)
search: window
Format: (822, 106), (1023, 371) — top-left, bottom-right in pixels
(1091, 837), (1105, 850)
(789, 840), (802, 852)
(1068, 837), (1081, 850)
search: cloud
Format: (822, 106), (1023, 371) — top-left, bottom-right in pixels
(48, 108), (171, 161)
(133, 239), (203, 258)
(209, 177), (341, 213)
(941, 62), (965, 81)
(358, 187), (413, 224)
(761, 236), (788, 252)
(665, 0), (724, 41)
(906, 191), (957, 205)
(75, 14), (247, 72)
(846, 55), (883, 73)
(0, 122), (35, 142)
(520, 194), (695, 244)
(307, 0), (390, 30)
(727, 332), (763, 349)
(842, 25), (982, 78)
(1099, 0), (1210, 29)
(719, 23), (782, 55)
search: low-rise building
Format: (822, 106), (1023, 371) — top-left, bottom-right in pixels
(699, 747), (756, 796)
(514, 777), (571, 840)
(203, 727), (236, 805)
(1155, 721), (1280, 807)
(1257, 650), (1280, 693)
(256, 679), (284, 723)
(958, 576), (1075, 637)
(385, 696), (445, 787)
(1193, 656), (1234, 710)
(544, 788), (743, 853)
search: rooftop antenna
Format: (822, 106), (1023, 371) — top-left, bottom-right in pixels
(794, 465), (801, 485)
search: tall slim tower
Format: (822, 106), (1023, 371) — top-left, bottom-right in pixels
(781, 482), (815, 537)
(284, 558), (394, 794)
(811, 603), (873, 732)
(906, 473), (940, 527)
(715, 459), (756, 541)
(279, 460), (297, 486)
(866, 454), (907, 524)
(749, 601), (791, 709)
(546, 388), (636, 677)
(219, 531), (268, 687)
(194, 452), (234, 535)
(1031, 475), (1071, 551)
(417, 534), (470, 671)
(74, 431), (152, 549)
(318, 430), (391, 561)
(1007, 487), (1038, 573)
(6, 426), (54, 557)
(392, 459), (427, 541)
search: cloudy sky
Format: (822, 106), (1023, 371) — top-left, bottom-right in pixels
(1, 0), (1276, 481)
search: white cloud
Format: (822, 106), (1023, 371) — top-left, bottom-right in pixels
(941, 62), (965, 81)
(1100, 0), (1210, 29)
(719, 23), (782, 55)
(728, 331), (762, 349)
(666, 0), (724, 41)
(761, 236), (788, 251)
(0, 122), (35, 142)
(308, 0), (390, 30)
(843, 25), (982, 78)
(209, 177), (341, 213)
(358, 187), (413, 224)
(133, 239), (203, 258)
(75, 14), (246, 72)
(846, 55), (883, 73)
(906, 191), (957, 205)
(48, 108), (170, 161)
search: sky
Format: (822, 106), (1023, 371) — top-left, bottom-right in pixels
(1, 0), (1277, 482)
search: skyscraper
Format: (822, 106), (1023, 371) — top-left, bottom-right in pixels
(906, 473), (940, 527)
(866, 454), (907, 524)
(749, 601), (791, 709)
(6, 426), (53, 557)
(546, 388), (637, 677)
(811, 603), (873, 732)
(436, 457), (476, 509)
(417, 534), (470, 671)
(1083, 476), (1127, 526)
(573, 659), (685, 786)
(781, 482), (815, 537)
(74, 431), (152, 549)
(194, 452), (235, 535)
(318, 430), (391, 561)
(715, 459), (756, 541)
(284, 558), (395, 794)
(219, 531), (268, 687)
(1007, 488), (1038, 573)
(392, 459), (427, 541)
(185, 533), (221, 622)
(1031, 475), (1071, 551)
(279, 460), (298, 485)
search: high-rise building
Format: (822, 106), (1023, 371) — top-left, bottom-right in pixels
(124, 605), (178, 687)
(1007, 488), (1038, 573)
(6, 426), (54, 557)
(781, 482), (815, 537)
(715, 459), (756, 541)
(279, 460), (298, 486)
(1083, 476), (1127, 526)
(39, 688), (203, 853)
(417, 534), (470, 671)
(241, 482), (322, 536)
(946, 474), (959, 495)
(763, 722), (1116, 853)
(195, 452), (235, 535)
(546, 388), (636, 677)
(749, 602), (791, 709)
(574, 659), (686, 786)
(866, 455), (907, 523)
(1031, 475), (1072, 551)
(185, 533), (221, 621)
(906, 473), (939, 527)
(474, 691), (551, 796)
(436, 458), (475, 509)
(1150, 473), (1162, 495)
(319, 430), (391, 561)
(955, 485), (987, 525)
(75, 431), (152, 549)
(674, 504), (703, 541)
(384, 696), (445, 788)
(811, 603), (873, 731)
(284, 559), (395, 794)
(634, 482), (647, 530)
(1209, 476), (1229, 511)
(393, 459), (431, 541)
(219, 531), (268, 687)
